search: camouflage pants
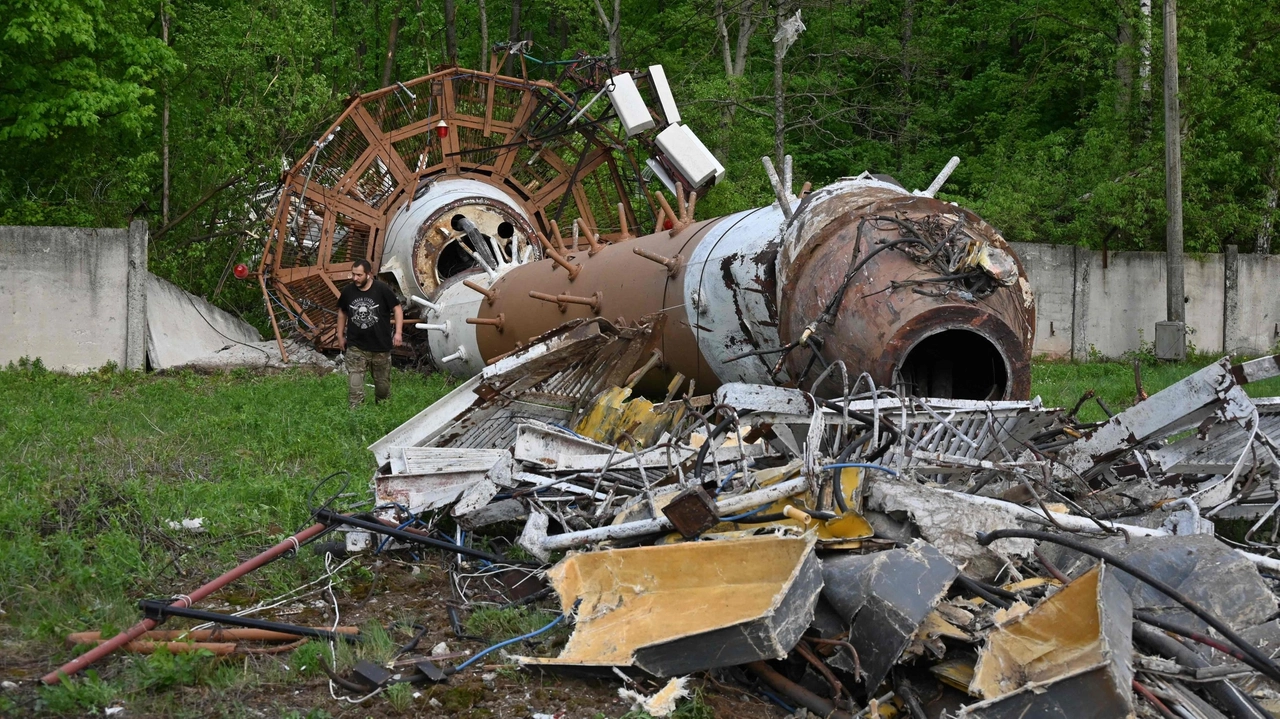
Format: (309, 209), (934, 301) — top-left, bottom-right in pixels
(346, 346), (391, 407)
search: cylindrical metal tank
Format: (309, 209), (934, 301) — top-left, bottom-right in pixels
(398, 175), (1036, 400)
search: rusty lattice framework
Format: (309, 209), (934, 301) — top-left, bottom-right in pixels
(259, 59), (654, 350)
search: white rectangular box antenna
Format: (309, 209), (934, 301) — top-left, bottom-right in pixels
(655, 123), (724, 188)
(648, 65), (681, 124)
(606, 73), (656, 137)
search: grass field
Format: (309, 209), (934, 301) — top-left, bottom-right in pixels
(1, 355), (1278, 716)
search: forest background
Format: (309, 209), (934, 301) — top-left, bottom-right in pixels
(2, 0), (1278, 328)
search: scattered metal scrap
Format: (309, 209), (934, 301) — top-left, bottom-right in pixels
(347, 329), (1280, 718)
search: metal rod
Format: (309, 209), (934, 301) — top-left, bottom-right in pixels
(632, 247), (681, 277)
(466, 314), (505, 331)
(535, 234), (582, 280)
(137, 601), (362, 643)
(314, 509), (517, 564)
(43, 521), (331, 684)
(463, 279), (496, 302)
(746, 661), (854, 719)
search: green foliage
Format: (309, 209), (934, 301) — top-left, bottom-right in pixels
(125, 645), (217, 692)
(620, 691), (715, 719)
(36, 671), (118, 714)
(3, 0), (1278, 329)
(465, 606), (561, 642)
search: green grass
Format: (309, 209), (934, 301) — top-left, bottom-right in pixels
(0, 364), (452, 648)
(1032, 354), (1280, 423)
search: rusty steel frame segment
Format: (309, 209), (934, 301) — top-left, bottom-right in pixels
(260, 65), (655, 354)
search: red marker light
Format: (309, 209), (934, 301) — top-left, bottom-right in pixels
(662, 218), (674, 230)
(233, 263), (250, 280)
(435, 120), (449, 138)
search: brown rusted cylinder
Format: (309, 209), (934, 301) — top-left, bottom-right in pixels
(86, 640), (238, 655)
(777, 187), (1034, 400)
(475, 218), (723, 390)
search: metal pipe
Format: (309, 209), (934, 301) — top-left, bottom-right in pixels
(137, 601), (362, 643)
(746, 661), (853, 719)
(1133, 623), (1270, 719)
(523, 477), (808, 556)
(462, 279), (496, 302)
(314, 509), (519, 564)
(466, 314), (505, 331)
(535, 234), (582, 280)
(43, 521), (332, 684)
(632, 247), (681, 276)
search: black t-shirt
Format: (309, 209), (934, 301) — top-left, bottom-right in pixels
(338, 279), (401, 352)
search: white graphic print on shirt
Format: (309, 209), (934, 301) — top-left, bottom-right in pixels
(348, 297), (380, 330)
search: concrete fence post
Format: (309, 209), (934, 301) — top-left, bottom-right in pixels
(1223, 244), (1240, 356)
(125, 220), (149, 371)
(1070, 244), (1091, 361)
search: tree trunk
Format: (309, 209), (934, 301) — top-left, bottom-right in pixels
(610, 0), (621, 60)
(773, 2), (787, 169)
(479, 0), (488, 69)
(1139, 0), (1152, 118)
(1116, 20), (1133, 115)
(505, 0), (522, 74)
(1259, 183), (1277, 255)
(897, 0), (914, 167)
(444, 0), (457, 64)
(1164, 0), (1184, 323)
(382, 15), (400, 87)
(717, 0), (734, 76)
(161, 0), (170, 227)
(592, 0), (622, 61)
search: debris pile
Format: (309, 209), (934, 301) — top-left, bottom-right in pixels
(340, 319), (1280, 718)
(47, 316), (1280, 718)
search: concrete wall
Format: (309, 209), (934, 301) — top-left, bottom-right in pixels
(1, 222), (262, 373)
(0, 223), (147, 372)
(1011, 242), (1280, 360)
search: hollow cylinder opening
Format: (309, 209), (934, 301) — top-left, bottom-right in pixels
(896, 329), (1009, 400)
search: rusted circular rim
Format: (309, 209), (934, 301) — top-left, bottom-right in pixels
(879, 305), (1030, 400)
(411, 196), (540, 288)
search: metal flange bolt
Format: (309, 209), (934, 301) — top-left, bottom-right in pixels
(633, 247), (682, 278)
(466, 313), (506, 332)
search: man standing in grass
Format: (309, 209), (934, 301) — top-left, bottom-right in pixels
(337, 259), (403, 407)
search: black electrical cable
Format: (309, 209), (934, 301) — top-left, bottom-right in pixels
(1132, 623), (1270, 719)
(954, 574), (1012, 609)
(976, 529), (1280, 684)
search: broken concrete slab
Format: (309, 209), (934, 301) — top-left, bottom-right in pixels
(519, 534), (822, 677)
(145, 273), (261, 370)
(177, 338), (334, 372)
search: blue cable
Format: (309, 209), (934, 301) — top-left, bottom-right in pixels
(821, 462), (898, 476)
(715, 470), (740, 496)
(756, 687), (795, 714)
(374, 517), (422, 554)
(436, 530), (492, 567)
(453, 610), (569, 672)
